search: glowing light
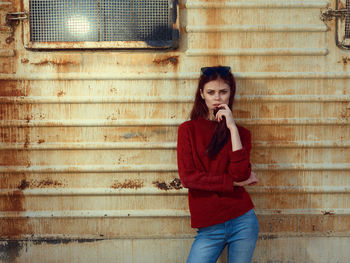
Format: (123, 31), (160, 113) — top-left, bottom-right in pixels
(66, 15), (90, 35)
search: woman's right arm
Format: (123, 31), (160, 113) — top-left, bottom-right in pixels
(177, 123), (235, 193)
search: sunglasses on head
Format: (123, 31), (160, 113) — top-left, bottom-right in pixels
(200, 66), (231, 77)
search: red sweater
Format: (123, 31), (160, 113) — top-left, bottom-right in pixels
(177, 117), (254, 228)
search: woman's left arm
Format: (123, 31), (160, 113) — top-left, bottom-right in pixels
(216, 104), (252, 183)
(227, 129), (252, 182)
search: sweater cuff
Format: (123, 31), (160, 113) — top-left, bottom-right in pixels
(222, 173), (234, 192)
(229, 148), (249, 162)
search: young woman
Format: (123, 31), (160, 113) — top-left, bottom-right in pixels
(177, 66), (259, 263)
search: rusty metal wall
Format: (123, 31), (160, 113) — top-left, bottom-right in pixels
(1, 0), (350, 262)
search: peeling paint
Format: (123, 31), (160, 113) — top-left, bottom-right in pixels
(37, 139), (45, 144)
(153, 178), (182, 191)
(123, 133), (144, 139)
(24, 115), (32, 124)
(57, 90), (66, 97)
(153, 56), (179, 66)
(111, 179), (144, 189)
(24, 135), (30, 149)
(322, 210), (335, 216)
(0, 240), (24, 262)
(31, 59), (80, 66)
(31, 238), (103, 245)
(35, 179), (63, 188)
(338, 57), (350, 65)
(259, 234), (279, 240)
(17, 179), (30, 190)
(20, 58), (29, 64)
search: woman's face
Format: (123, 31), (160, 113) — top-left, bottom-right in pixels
(200, 78), (231, 115)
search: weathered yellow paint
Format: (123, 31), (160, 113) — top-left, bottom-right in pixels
(1, 0), (350, 262)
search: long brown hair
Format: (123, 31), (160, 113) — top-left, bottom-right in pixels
(190, 66), (236, 158)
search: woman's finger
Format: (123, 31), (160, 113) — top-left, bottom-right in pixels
(218, 104), (230, 110)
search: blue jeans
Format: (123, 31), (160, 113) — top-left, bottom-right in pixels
(187, 209), (259, 263)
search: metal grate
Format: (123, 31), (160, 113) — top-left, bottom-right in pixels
(29, 0), (173, 43)
(345, 0), (350, 38)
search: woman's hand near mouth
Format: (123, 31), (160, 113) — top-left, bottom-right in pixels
(215, 104), (236, 130)
(215, 104), (243, 152)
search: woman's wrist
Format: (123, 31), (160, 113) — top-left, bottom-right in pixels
(229, 124), (243, 151)
(228, 124), (238, 132)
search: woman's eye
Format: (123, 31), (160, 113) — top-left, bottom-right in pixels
(220, 90), (228, 94)
(207, 91), (214, 95)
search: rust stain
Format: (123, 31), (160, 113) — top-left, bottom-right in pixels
(154, 182), (169, 190)
(24, 115), (32, 124)
(106, 114), (117, 121)
(153, 178), (183, 191)
(110, 88), (118, 94)
(322, 210), (335, 216)
(259, 234), (278, 240)
(0, 105), (6, 118)
(338, 56), (350, 65)
(31, 58), (79, 66)
(34, 179), (63, 188)
(15, 179), (63, 189)
(57, 90), (66, 97)
(37, 139), (45, 144)
(258, 216), (350, 234)
(0, 58), (15, 74)
(153, 56), (179, 66)
(338, 1), (346, 9)
(340, 102), (350, 119)
(0, 131), (9, 142)
(24, 135), (30, 149)
(20, 58), (29, 64)
(32, 238), (103, 245)
(0, 240), (24, 262)
(0, 79), (30, 241)
(5, 36), (15, 45)
(111, 179), (144, 189)
(0, 81), (26, 97)
(3, 191), (25, 212)
(17, 179), (30, 190)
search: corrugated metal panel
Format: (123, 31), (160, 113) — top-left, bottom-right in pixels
(1, 0), (350, 262)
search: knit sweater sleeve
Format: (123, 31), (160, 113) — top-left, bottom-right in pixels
(227, 127), (252, 182)
(177, 123), (235, 193)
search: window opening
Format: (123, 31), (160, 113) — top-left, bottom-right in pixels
(25, 0), (178, 49)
